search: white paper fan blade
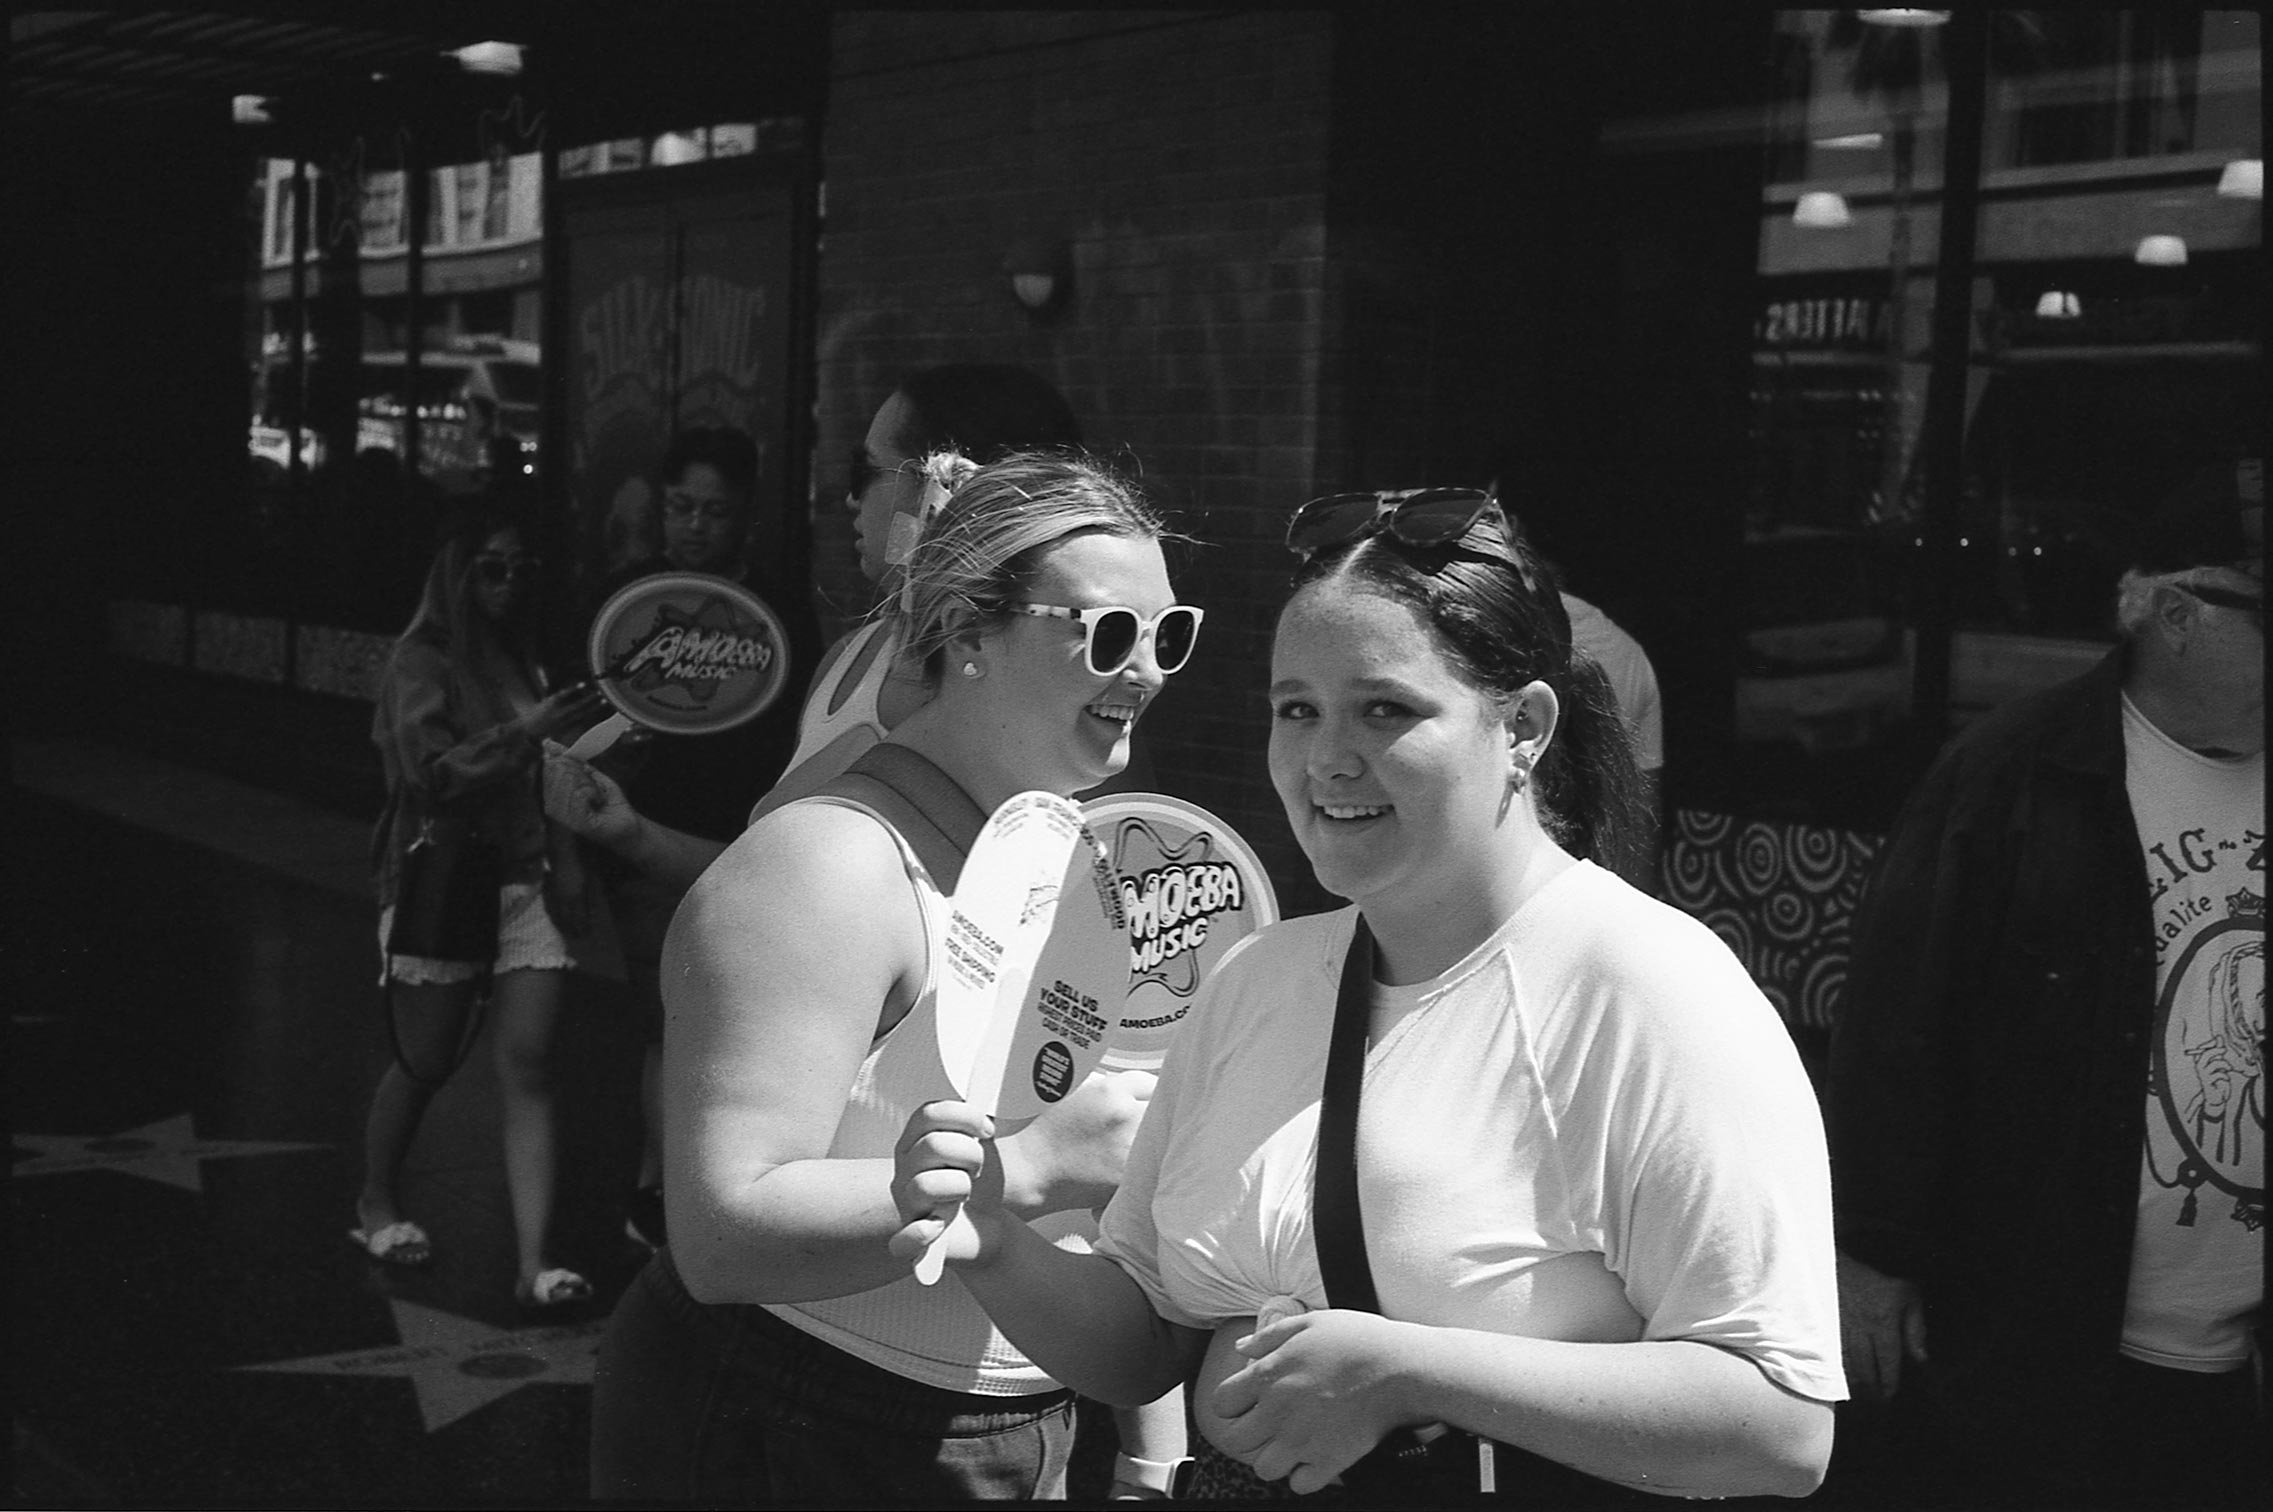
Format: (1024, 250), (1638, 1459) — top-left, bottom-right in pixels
(985, 823), (1129, 1130)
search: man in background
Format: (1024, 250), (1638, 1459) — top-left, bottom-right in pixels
(1829, 456), (2264, 1507)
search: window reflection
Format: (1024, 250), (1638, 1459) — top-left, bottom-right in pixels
(248, 147), (545, 485)
(1747, 7), (2260, 798)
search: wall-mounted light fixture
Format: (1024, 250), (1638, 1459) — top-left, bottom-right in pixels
(650, 130), (707, 167)
(450, 41), (525, 77)
(2134, 234), (2189, 267)
(1857, 10), (1951, 26)
(1816, 132), (1885, 151)
(2033, 290), (2082, 319)
(2216, 158), (2263, 200)
(232, 94), (274, 126)
(1793, 191), (1854, 229)
(1002, 237), (1071, 315)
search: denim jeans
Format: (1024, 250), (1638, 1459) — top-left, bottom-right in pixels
(1185, 1433), (1647, 1507)
(590, 1251), (1075, 1503)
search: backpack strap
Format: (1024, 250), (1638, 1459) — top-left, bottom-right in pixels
(813, 742), (987, 891)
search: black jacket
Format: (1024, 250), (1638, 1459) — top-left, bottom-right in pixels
(1828, 648), (2159, 1424)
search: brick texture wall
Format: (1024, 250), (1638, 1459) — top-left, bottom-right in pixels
(810, 8), (1769, 912)
(817, 10), (1339, 911)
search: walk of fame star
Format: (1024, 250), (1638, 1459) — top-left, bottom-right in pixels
(239, 1298), (607, 1430)
(12, 1114), (327, 1191)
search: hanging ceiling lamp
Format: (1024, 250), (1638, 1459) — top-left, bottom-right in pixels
(451, 41), (525, 76)
(1793, 191), (1855, 228)
(2133, 234), (2189, 267)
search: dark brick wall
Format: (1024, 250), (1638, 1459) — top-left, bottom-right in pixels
(817, 10), (1338, 909)
(811, 7), (1772, 912)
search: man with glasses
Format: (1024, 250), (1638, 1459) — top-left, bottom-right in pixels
(580, 426), (823, 858)
(571, 427), (823, 1252)
(1829, 457), (2264, 1508)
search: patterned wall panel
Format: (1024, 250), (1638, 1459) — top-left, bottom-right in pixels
(1659, 808), (1885, 1033)
(191, 611), (287, 683)
(293, 626), (392, 701)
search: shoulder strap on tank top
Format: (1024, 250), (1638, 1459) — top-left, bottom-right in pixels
(821, 619), (890, 719)
(813, 742), (987, 891)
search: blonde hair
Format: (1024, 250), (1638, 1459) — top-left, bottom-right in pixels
(888, 450), (1163, 676)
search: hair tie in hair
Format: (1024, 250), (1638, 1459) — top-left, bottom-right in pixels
(919, 451), (978, 504)
(883, 451), (978, 570)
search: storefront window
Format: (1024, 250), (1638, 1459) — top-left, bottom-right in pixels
(556, 120), (793, 178)
(241, 113), (549, 631)
(1743, 8), (2260, 815)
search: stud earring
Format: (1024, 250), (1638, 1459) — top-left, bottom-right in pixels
(961, 661), (981, 678)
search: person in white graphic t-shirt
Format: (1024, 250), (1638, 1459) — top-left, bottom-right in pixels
(1829, 455), (2265, 1508)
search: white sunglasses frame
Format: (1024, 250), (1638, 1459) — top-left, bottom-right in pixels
(1004, 602), (1206, 676)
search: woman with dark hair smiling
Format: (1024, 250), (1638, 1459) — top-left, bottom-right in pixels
(894, 487), (1846, 1504)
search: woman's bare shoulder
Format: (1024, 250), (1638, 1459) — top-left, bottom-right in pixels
(664, 797), (923, 1015)
(695, 798), (906, 906)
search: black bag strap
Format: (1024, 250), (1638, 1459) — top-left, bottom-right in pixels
(1314, 913), (1382, 1314)
(814, 742), (988, 888)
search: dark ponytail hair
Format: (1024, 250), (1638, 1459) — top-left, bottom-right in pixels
(1286, 503), (1650, 877)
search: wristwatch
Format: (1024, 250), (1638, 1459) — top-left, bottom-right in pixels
(1108, 1452), (1195, 1500)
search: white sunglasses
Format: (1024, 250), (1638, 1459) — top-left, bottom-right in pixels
(1005, 602), (1205, 675)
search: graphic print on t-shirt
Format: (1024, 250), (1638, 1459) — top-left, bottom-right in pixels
(2142, 819), (2264, 1232)
(2121, 696), (2264, 1370)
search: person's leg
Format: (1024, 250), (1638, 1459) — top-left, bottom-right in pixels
(591, 1258), (746, 1500)
(637, 1039), (662, 1190)
(622, 955), (668, 1249)
(357, 979), (480, 1239)
(611, 876), (672, 1249)
(2081, 1357), (2266, 1509)
(489, 966), (570, 1291)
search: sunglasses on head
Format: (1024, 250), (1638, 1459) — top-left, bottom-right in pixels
(473, 555), (539, 587)
(1006, 602), (1205, 676)
(2177, 581), (2264, 627)
(1285, 487), (1507, 558)
(1285, 486), (1541, 594)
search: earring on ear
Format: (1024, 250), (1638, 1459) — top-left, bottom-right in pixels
(961, 661), (981, 679)
(1509, 756), (1532, 794)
